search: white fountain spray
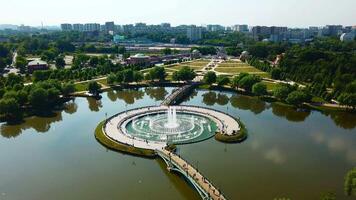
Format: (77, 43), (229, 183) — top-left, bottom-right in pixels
(165, 107), (179, 129)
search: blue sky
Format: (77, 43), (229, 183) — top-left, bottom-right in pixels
(0, 0), (355, 27)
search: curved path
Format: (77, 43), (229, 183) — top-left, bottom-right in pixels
(103, 105), (240, 150)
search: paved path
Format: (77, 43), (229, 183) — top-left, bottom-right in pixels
(103, 105), (240, 150)
(158, 149), (226, 200)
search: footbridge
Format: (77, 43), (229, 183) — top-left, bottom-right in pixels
(157, 149), (227, 200)
(161, 84), (197, 106)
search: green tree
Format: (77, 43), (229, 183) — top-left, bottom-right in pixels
(203, 71), (217, 85)
(273, 84), (296, 100)
(107, 73), (117, 85)
(62, 83), (76, 96)
(345, 168), (356, 196)
(172, 66), (196, 82)
(29, 87), (48, 110)
(216, 76), (230, 86)
(55, 56), (66, 69)
(252, 82), (267, 96)
(271, 68), (282, 80)
(286, 90), (311, 106)
(238, 75), (261, 92)
(0, 98), (22, 122)
(88, 81), (102, 95)
(232, 73), (249, 88)
(338, 93), (356, 110)
(133, 71), (144, 82)
(149, 66), (166, 81)
(15, 56), (28, 74)
(162, 48), (172, 55)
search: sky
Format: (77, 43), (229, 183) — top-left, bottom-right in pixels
(0, 0), (355, 27)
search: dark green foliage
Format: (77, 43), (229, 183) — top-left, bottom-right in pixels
(203, 71), (217, 85)
(88, 81), (102, 95)
(149, 66), (166, 81)
(216, 76), (230, 86)
(286, 90), (312, 106)
(172, 66), (196, 82)
(252, 82), (267, 96)
(273, 83), (296, 100)
(344, 168), (356, 196)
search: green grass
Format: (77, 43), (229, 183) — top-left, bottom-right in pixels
(262, 81), (277, 91)
(215, 120), (247, 143)
(95, 121), (156, 157)
(96, 78), (108, 86)
(215, 67), (263, 73)
(74, 82), (88, 92)
(218, 63), (251, 68)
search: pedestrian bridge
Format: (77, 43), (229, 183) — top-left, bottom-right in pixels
(156, 149), (226, 200)
(161, 84), (197, 106)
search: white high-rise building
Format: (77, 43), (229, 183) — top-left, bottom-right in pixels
(187, 26), (202, 41)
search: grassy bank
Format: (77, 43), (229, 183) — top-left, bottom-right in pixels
(94, 121), (157, 158)
(215, 119), (248, 143)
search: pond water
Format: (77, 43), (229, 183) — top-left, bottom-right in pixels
(0, 87), (355, 200)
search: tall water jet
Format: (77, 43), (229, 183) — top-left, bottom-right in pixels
(165, 107), (179, 128)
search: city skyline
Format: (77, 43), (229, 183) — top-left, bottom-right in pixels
(0, 0), (355, 27)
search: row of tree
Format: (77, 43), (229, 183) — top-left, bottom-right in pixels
(0, 79), (75, 123)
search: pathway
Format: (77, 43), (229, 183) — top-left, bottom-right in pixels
(157, 149), (226, 200)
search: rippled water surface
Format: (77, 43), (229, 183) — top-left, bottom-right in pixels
(0, 87), (355, 200)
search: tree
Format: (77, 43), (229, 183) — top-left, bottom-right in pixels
(216, 76), (230, 86)
(55, 56), (65, 69)
(162, 48), (172, 55)
(107, 73), (117, 85)
(232, 73), (249, 88)
(286, 90), (311, 106)
(122, 69), (134, 83)
(238, 75), (261, 92)
(0, 98), (22, 122)
(271, 68), (282, 80)
(172, 66), (196, 82)
(88, 81), (101, 95)
(252, 82), (267, 96)
(344, 168), (356, 196)
(89, 57), (99, 67)
(29, 87), (48, 110)
(133, 71), (144, 82)
(203, 71), (217, 85)
(338, 93), (356, 110)
(62, 83), (75, 96)
(273, 83), (295, 100)
(149, 66), (166, 81)
(15, 56), (28, 74)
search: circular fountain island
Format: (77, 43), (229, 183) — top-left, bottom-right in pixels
(96, 105), (244, 156)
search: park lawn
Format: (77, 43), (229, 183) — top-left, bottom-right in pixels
(74, 82), (88, 92)
(218, 63), (251, 68)
(215, 67), (263, 73)
(97, 78), (108, 86)
(262, 81), (277, 91)
(168, 64), (204, 71)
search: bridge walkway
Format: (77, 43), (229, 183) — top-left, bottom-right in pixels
(157, 149), (226, 200)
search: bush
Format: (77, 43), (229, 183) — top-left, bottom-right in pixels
(252, 82), (267, 96)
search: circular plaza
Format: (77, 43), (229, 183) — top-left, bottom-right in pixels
(102, 105), (241, 150)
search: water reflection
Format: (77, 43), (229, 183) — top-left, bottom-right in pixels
(202, 91), (229, 106)
(327, 112), (356, 129)
(145, 87), (168, 101)
(229, 95), (267, 115)
(0, 112), (63, 138)
(116, 89), (144, 104)
(63, 101), (78, 115)
(311, 132), (356, 164)
(87, 98), (103, 112)
(271, 103), (311, 122)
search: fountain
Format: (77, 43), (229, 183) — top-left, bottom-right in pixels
(123, 106), (220, 144)
(165, 107), (179, 129)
